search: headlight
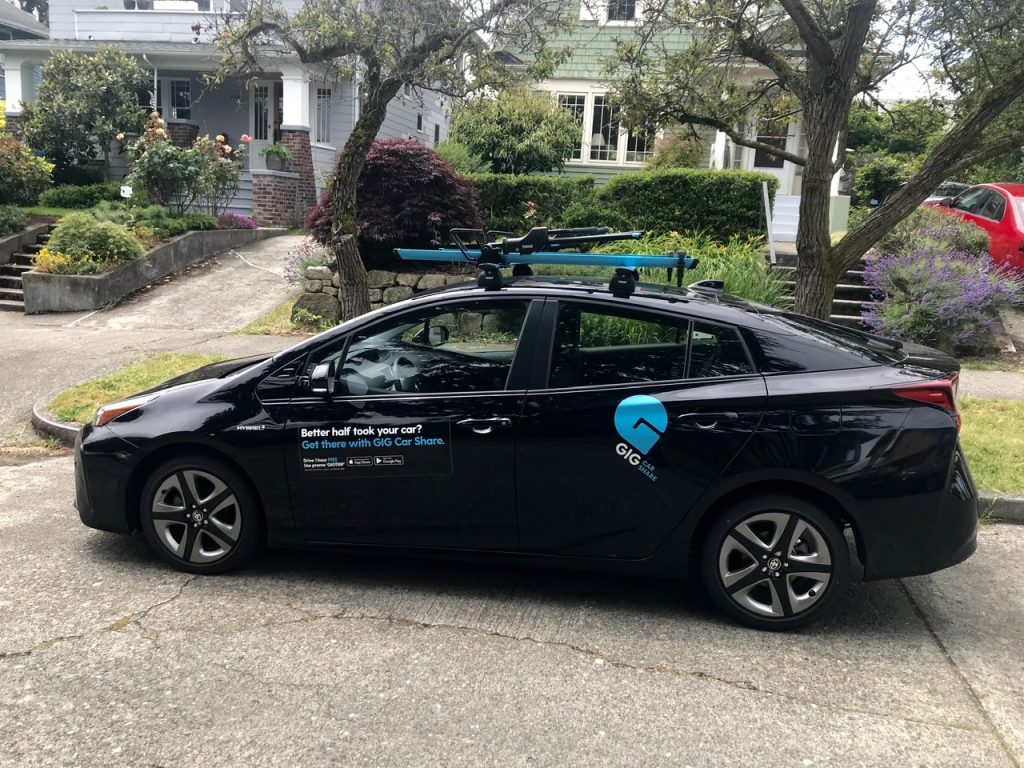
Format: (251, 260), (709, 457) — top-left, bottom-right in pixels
(93, 393), (161, 427)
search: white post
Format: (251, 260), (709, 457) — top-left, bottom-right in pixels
(2, 57), (27, 114)
(763, 181), (777, 265)
(280, 67), (311, 130)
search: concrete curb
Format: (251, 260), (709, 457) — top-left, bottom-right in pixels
(30, 393), (1024, 526)
(31, 397), (81, 446)
(979, 494), (1024, 524)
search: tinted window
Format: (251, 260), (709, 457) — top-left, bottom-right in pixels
(550, 303), (689, 387)
(979, 191), (1006, 221)
(953, 188), (993, 215)
(756, 312), (906, 369)
(312, 300), (529, 396)
(690, 321), (755, 378)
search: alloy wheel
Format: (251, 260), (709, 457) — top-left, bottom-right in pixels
(150, 469), (241, 565)
(717, 511), (833, 619)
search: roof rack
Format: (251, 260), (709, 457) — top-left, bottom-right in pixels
(394, 227), (700, 297)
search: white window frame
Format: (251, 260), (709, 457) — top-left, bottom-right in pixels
(169, 78), (191, 121)
(550, 84), (656, 167)
(315, 87), (332, 145)
(579, 0), (643, 25)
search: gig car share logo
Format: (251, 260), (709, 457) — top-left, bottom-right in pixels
(614, 395), (667, 481)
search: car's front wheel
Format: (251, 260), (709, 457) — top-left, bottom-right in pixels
(139, 455), (261, 574)
(701, 495), (849, 631)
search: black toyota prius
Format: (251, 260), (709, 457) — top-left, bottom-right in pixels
(74, 232), (977, 631)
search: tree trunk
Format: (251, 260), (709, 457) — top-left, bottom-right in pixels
(328, 76), (401, 321)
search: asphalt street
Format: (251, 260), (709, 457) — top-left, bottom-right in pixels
(1, 236), (1023, 765)
(0, 456), (1021, 767)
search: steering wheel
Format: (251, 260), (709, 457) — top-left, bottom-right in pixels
(340, 348), (419, 394)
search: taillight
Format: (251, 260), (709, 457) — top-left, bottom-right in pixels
(893, 374), (961, 431)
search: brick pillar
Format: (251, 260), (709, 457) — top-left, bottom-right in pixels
(4, 114), (25, 139)
(279, 127), (317, 213)
(166, 120), (199, 148)
(252, 170), (300, 227)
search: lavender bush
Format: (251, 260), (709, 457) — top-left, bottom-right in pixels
(862, 249), (1021, 353)
(285, 239), (331, 286)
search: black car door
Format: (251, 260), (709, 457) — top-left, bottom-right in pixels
(283, 296), (542, 549)
(516, 299), (767, 559)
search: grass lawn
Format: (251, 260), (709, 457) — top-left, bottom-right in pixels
(49, 352), (228, 425)
(959, 396), (1024, 494)
(19, 206), (77, 219)
(235, 292), (319, 337)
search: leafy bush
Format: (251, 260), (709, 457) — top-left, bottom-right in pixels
(435, 141), (491, 174)
(217, 213), (258, 230)
(451, 90), (581, 174)
(595, 169), (777, 241)
(38, 182), (124, 209)
(595, 230), (790, 307)
(126, 115), (203, 210)
(468, 173), (595, 233)
(852, 154), (910, 206)
(559, 195), (632, 232)
(36, 212), (144, 275)
(646, 135), (706, 169)
(285, 240), (332, 286)
(0, 206), (28, 237)
(862, 250), (1020, 353)
(874, 206), (989, 257)
(307, 139), (482, 251)
(0, 134), (53, 205)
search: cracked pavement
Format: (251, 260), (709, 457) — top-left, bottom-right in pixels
(1, 457), (1022, 767)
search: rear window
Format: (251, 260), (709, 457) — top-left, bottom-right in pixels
(758, 312), (907, 366)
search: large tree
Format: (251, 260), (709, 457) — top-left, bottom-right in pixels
(608, 0), (1024, 318)
(217, 0), (567, 321)
(22, 47), (148, 182)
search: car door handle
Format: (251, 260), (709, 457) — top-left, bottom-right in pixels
(675, 412), (739, 430)
(456, 417), (513, 435)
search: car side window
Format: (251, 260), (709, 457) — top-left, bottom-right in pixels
(953, 188), (993, 215)
(690, 321), (754, 378)
(978, 192), (1006, 221)
(330, 300), (529, 396)
(549, 303), (690, 387)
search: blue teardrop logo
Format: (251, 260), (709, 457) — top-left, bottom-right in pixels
(614, 395), (668, 455)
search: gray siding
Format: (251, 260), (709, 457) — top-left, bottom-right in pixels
(376, 87), (448, 147)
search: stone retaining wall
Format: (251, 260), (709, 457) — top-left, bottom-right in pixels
(297, 265), (473, 322)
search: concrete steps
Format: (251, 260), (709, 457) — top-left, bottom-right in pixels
(0, 225), (57, 313)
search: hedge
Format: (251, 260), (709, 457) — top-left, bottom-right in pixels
(596, 169), (778, 240)
(38, 182), (125, 210)
(468, 173), (594, 234)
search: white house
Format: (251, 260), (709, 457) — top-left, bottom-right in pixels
(0, 0), (450, 224)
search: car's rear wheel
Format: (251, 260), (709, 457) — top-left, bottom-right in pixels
(701, 495), (849, 631)
(139, 455), (261, 574)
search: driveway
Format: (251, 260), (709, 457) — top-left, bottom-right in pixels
(0, 457), (1020, 766)
(0, 235), (304, 444)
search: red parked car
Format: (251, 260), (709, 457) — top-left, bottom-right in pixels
(926, 183), (1024, 269)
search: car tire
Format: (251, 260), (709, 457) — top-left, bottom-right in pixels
(139, 454), (262, 575)
(700, 495), (849, 631)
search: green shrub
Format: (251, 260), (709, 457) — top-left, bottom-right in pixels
(595, 230), (789, 307)
(645, 135), (706, 169)
(468, 173), (595, 233)
(875, 206), (989, 257)
(45, 212), (143, 273)
(435, 141), (491, 174)
(595, 169), (777, 241)
(0, 134), (53, 205)
(0, 205), (28, 237)
(179, 213), (218, 231)
(559, 195), (632, 232)
(852, 154), (911, 206)
(38, 182), (124, 209)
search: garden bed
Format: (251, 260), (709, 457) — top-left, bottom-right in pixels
(22, 228), (285, 313)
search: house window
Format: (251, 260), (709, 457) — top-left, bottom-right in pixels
(315, 88), (331, 144)
(557, 93), (586, 160)
(434, 123), (440, 145)
(253, 85), (269, 141)
(170, 79), (191, 121)
(753, 136), (787, 168)
(589, 95), (619, 162)
(417, 113), (423, 132)
(625, 127), (653, 163)
(607, 0), (636, 21)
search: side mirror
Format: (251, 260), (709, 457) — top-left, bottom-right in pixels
(938, 197), (953, 207)
(310, 360), (336, 396)
(428, 325), (449, 346)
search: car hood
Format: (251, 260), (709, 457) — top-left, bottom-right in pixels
(139, 354), (272, 395)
